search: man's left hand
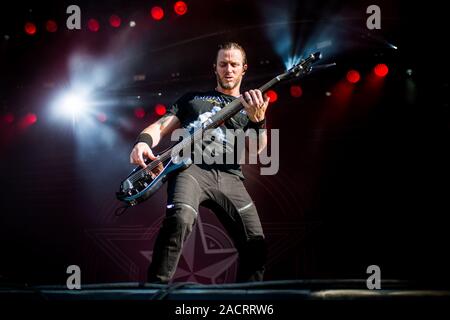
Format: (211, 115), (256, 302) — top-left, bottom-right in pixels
(240, 89), (269, 123)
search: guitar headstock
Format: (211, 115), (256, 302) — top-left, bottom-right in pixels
(279, 52), (322, 81)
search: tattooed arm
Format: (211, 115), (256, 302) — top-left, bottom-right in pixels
(141, 114), (181, 147)
(130, 114), (181, 168)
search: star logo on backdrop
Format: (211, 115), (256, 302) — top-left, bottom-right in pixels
(141, 213), (238, 284)
(85, 196), (318, 283)
(85, 211), (238, 283)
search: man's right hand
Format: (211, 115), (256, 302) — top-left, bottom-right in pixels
(130, 142), (157, 168)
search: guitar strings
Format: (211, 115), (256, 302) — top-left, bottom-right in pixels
(127, 109), (233, 184)
(126, 55), (317, 185)
(127, 97), (243, 184)
(128, 128), (204, 184)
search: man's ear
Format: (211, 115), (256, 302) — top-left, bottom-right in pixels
(243, 64), (248, 75)
(213, 64), (217, 74)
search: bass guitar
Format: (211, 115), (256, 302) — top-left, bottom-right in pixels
(116, 52), (322, 206)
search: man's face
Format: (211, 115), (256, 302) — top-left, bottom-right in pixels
(215, 48), (247, 91)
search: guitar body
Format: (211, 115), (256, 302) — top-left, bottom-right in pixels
(116, 157), (192, 206)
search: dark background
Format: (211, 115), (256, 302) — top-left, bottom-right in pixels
(1, 0), (449, 286)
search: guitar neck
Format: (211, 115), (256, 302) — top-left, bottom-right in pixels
(204, 76), (281, 131)
(159, 53), (320, 164)
(164, 78), (281, 160)
(204, 52), (318, 130)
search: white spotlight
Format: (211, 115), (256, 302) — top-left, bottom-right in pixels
(56, 92), (89, 119)
(63, 94), (86, 115)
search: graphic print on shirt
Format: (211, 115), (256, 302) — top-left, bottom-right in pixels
(185, 105), (234, 165)
(169, 91), (248, 177)
(186, 105), (226, 143)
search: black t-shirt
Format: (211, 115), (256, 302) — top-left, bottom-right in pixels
(167, 90), (251, 178)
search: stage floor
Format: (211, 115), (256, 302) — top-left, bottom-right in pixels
(2, 279), (449, 300)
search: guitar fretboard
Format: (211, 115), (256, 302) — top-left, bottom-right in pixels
(132, 53), (320, 178)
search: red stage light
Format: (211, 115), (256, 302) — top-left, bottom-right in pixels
(134, 107), (146, 119)
(18, 113), (37, 130)
(346, 70), (360, 84)
(290, 85), (303, 98)
(25, 113), (37, 125)
(155, 104), (167, 116)
(374, 63), (389, 77)
(45, 20), (58, 33)
(4, 113), (15, 124)
(97, 113), (107, 122)
(266, 90), (278, 103)
(151, 6), (164, 20)
(87, 19), (100, 32)
(174, 1), (188, 15)
(24, 22), (37, 35)
(109, 15), (121, 28)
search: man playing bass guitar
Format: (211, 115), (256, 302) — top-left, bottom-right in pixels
(130, 42), (269, 283)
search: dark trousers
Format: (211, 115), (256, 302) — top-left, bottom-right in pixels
(147, 164), (266, 283)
